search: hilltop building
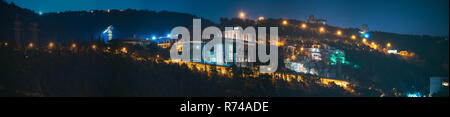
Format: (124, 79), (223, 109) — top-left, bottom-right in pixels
(307, 15), (327, 25)
(429, 77), (449, 97)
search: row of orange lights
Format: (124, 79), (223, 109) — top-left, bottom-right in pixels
(292, 22), (395, 49)
(26, 42), (130, 53)
(238, 12), (389, 49)
(24, 42), (107, 50)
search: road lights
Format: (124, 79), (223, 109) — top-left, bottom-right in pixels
(319, 27), (325, 33)
(282, 20), (288, 25)
(351, 35), (356, 40)
(72, 43), (76, 48)
(372, 44), (377, 49)
(239, 11), (246, 19)
(301, 23), (307, 29)
(121, 47), (127, 53)
(28, 43), (33, 48)
(49, 42), (54, 48)
(258, 16), (264, 21)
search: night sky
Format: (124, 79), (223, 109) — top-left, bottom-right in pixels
(5, 0), (449, 36)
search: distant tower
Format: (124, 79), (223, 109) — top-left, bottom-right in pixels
(307, 14), (327, 25)
(108, 29), (112, 40)
(307, 14), (315, 23)
(429, 77), (449, 97)
(13, 15), (22, 48)
(103, 25), (113, 43)
(360, 24), (369, 34)
(359, 24), (370, 38)
(29, 22), (40, 44)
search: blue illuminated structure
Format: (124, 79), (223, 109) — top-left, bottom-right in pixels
(363, 33), (370, 38)
(407, 92), (422, 97)
(102, 25), (113, 43)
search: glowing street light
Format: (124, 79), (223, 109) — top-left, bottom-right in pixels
(337, 30), (342, 36)
(319, 27), (325, 33)
(92, 45), (97, 49)
(301, 23), (307, 29)
(239, 11), (246, 19)
(282, 20), (288, 25)
(351, 35), (356, 40)
(28, 43), (33, 48)
(49, 42), (54, 48)
(72, 43), (77, 48)
(362, 38), (367, 43)
(258, 16), (264, 21)
(121, 47), (128, 53)
(275, 41), (284, 46)
(363, 33), (370, 38)
(399, 51), (408, 56)
(387, 43), (391, 48)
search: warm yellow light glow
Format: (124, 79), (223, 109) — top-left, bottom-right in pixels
(92, 45), (97, 49)
(387, 43), (391, 48)
(301, 23), (307, 28)
(362, 38), (367, 43)
(371, 42), (375, 45)
(337, 30), (342, 36)
(4, 42), (8, 46)
(399, 51), (408, 56)
(49, 42), (54, 48)
(282, 20), (288, 25)
(372, 44), (377, 49)
(239, 12), (246, 19)
(121, 47), (127, 53)
(300, 47), (304, 51)
(276, 41), (284, 46)
(258, 16), (264, 21)
(72, 43), (76, 48)
(28, 43), (33, 48)
(351, 35), (356, 40)
(320, 27), (325, 32)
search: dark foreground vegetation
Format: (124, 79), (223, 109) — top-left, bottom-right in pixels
(0, 47), (364, 97)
